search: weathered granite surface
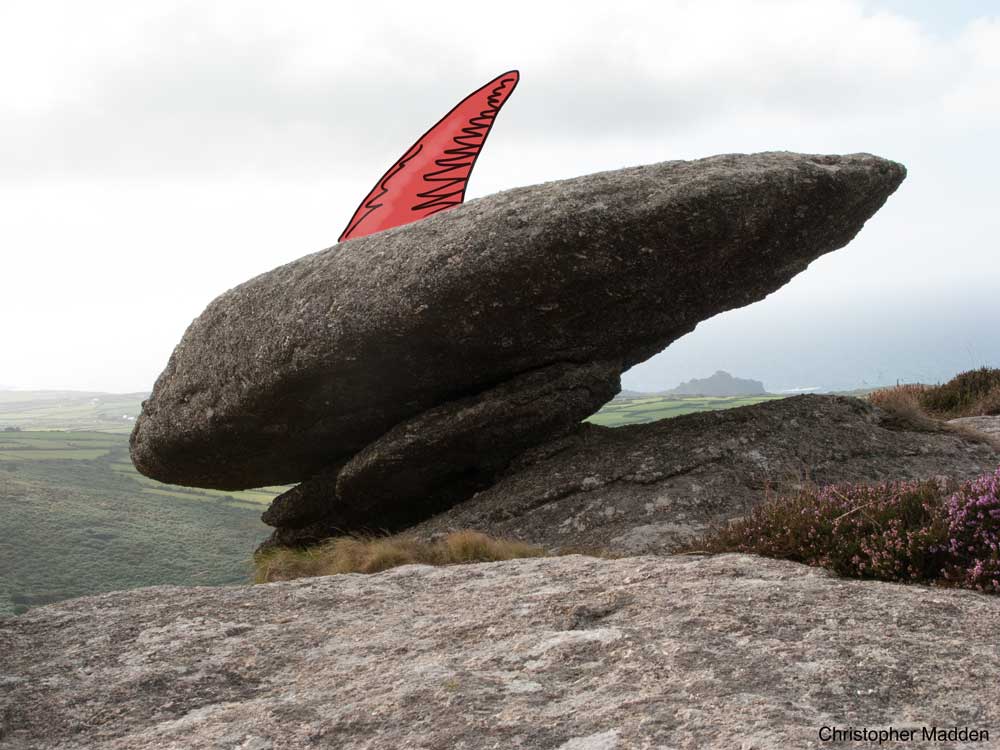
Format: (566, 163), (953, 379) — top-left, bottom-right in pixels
(949, 416), (1000, 443)
(407, 395), (1000, 555)
(2, 554), (997, 749)
(131, 153), (905, 491)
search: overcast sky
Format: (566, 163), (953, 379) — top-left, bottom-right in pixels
(2, 0), (997, 393)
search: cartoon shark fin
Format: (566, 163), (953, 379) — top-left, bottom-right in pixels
(339, 70), (519, 242)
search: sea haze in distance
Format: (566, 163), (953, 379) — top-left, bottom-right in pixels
(623, 281), (999, 394)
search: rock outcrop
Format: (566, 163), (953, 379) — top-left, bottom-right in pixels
(666, 369), (768, 396)
(407, 395), (1000, 555)
(3, 554), (998, 749)
(130, 151), (905, 546)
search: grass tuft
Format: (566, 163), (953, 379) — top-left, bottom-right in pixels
(919, 367), (1000, 417)
(868, 384), (939, 431)
(254, 530), (549, 583)
(439, 529), (544, 563)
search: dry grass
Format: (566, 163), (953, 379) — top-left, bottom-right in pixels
(867, 384), (940, 432)
(254, 530), (552, 583)
(919, 367), (1000, 418)
(869, 368), (1000, 424)
(867, 370), (1000, 451)
(867, 383), (930, 408)
(979, 387), (1000, 416)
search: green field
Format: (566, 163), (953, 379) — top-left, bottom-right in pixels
(0, 430), (280, 617)
(587, 393), (786, 427)
(0, 391), (789, 616)
(0, 390), (146, 433)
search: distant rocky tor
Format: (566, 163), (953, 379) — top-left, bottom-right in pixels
(666, 369), (768, 396)
(3, 554), (999, 749)
(130, 151), (907, 548)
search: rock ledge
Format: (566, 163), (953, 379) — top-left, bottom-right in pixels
(2, 554), (997, 749)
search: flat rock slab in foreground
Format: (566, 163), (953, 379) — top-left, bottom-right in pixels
(131, 152), (905, 489)
(2, 555), (998, 749)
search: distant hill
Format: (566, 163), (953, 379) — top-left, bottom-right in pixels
(666, 370), (768, 397)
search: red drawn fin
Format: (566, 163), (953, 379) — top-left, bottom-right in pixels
(339, 70), (520, 243)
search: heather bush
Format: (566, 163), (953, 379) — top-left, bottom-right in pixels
(938, 468), (1000, 592)
(694, 466), (1000, 594)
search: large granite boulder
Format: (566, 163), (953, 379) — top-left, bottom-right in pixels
(256, 361), (621, 548)
(335, 360), (621, 513)
(131, 152), (905, 495)
(3, 554), (998, 748)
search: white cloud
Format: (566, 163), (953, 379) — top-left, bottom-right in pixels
(943, 17), (1000, 122)
(0, 0), (997, 391)
(0, 0), (988, 179)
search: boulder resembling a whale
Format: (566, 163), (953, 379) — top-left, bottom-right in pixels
(130, 152), (906, 495)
